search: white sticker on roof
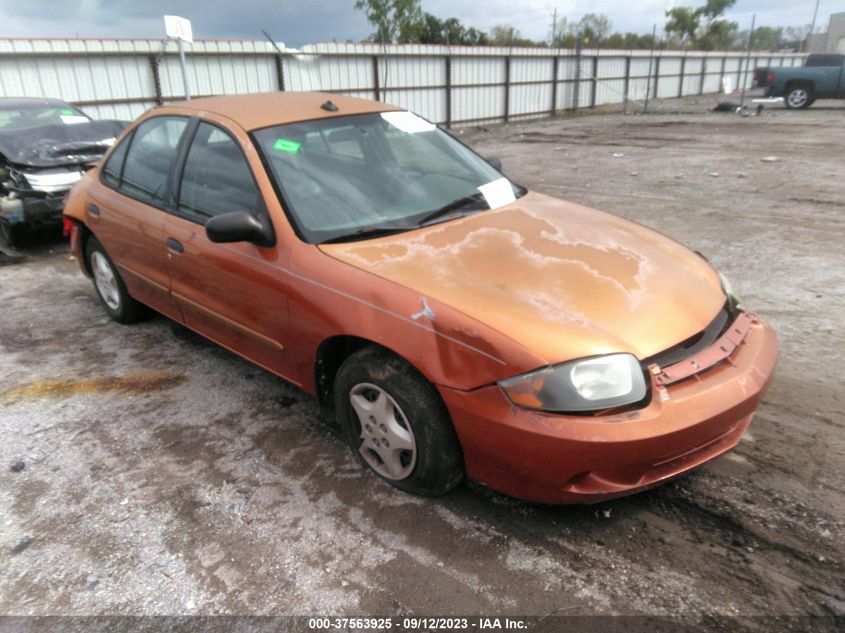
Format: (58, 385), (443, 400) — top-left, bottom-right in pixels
(380, 111), (436, 134)
(478, 178), (516, 210)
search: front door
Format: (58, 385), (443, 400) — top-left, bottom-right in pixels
(163, 121), (296, 382)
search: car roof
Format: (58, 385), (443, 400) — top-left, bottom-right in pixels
(162, 91), (401, 131)
(0, 97), (74, 110)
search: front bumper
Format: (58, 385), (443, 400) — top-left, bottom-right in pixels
(438, 313), (778, 504)
(1, 194), (66, 227)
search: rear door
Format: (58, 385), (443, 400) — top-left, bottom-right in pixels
(87, 116), (188, 320)
(162, 120), (296, 381)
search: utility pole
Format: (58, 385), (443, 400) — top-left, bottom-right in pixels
(739, 14), (756, 112)
(550, 8), (558, 46)
(643, 24), (657, 113)
(806, 0), (821, 53)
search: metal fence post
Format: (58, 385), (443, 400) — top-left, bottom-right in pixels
(275, 54), (285, 92)
(720, 55), (727, 91)
(678, 54), (686, 98)
(148, 55), (163, 106)
(550, 55), (559, 117)
(372, 55), (381, 101)
(623, 56), (631, 114)
(653, 56), (661, 99)
(445, 55), (452, 128)
(699, 55), (707, 95)
(503, 55), (511, 122)
(572, 37), (583, 111)
(590, 56), (599, 108)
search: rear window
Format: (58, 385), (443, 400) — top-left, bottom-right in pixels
(805, 54), (845, 67)
(0, 103), (89, 131)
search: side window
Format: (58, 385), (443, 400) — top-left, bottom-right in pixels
(120, 116), (188, 207)
(101, 133), (131, 187)
(177, 122), (261, 223)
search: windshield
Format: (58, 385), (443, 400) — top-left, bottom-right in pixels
(253, 111), (523, 243)
(0, 103), (90, 132)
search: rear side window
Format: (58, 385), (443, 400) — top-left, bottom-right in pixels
(177, 122), (261, 223)
(805, 54), (845, 67)
(119, 116), (188, 207)
(101, 133), (131, 187)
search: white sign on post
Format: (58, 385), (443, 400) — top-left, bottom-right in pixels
(164, 15), (193, 43)
(164, 15), (193, 100)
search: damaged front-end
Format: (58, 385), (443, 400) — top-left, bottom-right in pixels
(0, 119), (125, 256)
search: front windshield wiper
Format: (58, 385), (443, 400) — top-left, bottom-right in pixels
(320, 224), (417, 244)
(319, 191), (491, 244)
(415, 191), (488, 227)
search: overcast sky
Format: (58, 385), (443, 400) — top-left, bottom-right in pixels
(0, 0), (843, 47)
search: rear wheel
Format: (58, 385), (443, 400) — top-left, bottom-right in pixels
(785, 85), (813, 109)
(85, 237), (149, 324)
(334, 346), (464, 497)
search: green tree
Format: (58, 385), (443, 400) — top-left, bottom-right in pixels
(403, 12), (489, 45)
(577, 13), (612, 44)
(666, 0), (737, 48)
(782, 25), (811, 50)
(354, 0), (423, 44)
(488, 25), (541, 46)
(489, 25), (518, 45)
(750, 26), (782, 51)
(700, 19), (738, 50)
(698, 0), (737, 23)
(665, 7), (701, 45)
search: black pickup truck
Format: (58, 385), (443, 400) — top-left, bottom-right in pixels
(754, 53), (845, 109)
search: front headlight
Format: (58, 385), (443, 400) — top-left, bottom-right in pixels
(719, 272), (742, 312)
(499, 353), (647, 413)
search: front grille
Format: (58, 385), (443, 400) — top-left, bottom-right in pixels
(643, 303), (733, 369)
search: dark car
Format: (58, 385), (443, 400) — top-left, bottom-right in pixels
(754, 53), (845, 109)
(0, 97), (126, 254)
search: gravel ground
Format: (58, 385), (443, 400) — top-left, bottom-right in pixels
(0, 96), (843, 627)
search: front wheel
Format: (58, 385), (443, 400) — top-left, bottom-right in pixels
(85, 237), (150, 324)
(785, 85), (813, 109)
(334, 346), (464, 497)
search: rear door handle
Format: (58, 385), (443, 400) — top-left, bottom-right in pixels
(87, 203), (100, 217)
(165, 238), (183, 253)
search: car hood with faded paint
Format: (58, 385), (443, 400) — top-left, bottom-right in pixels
(320, 191), (726, 365)
(0, 120), (127, 168)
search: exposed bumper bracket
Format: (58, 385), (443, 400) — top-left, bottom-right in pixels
(649, 311), (756, 387)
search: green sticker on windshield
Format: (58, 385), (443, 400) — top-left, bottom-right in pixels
(60, 108), (75, 115)
(274, 138), (301, 154)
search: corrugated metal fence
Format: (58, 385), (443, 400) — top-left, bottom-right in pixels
(0, 38), (806, 125)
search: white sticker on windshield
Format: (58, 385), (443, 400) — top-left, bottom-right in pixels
(478, 178), (516, 210)
(60, 115), (88, 125)
(380, 111), (436, 134)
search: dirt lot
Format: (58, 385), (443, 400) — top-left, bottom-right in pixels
(1, 96), (843, 627)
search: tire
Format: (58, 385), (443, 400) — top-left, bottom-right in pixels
(785, 85), (813, 109)
(85, 237), (150, 324)
(334, 346), (464, 497)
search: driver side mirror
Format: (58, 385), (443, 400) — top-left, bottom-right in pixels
(485, 155), (503, 171)
(205, 211), (273, 247)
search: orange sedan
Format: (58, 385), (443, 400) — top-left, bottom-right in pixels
(63, 92), (778, 504)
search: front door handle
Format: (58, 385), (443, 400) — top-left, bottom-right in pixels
(165, 238), (183, 253)
(87, 203), (100, 217)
